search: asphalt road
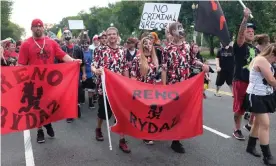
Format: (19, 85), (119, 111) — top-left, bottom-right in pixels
(2, 70), (276, 166)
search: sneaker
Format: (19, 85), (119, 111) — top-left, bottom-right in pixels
(119, 138), (131, 153)
(243, 124), (251, 132)
(203, 93), (207, 99)
(233, 130), (245, 140)
(45, 125), (55, 137)
(89, 103), (95, 109)
(214, 93), (221, 97)
(95, 128), (104, 141)
(171, 141), (185, 153)
(66, 118), (74, 123)
(244, 112), (250, 121)
(37, 129), (45, 143)
(143, 140), (154, 145)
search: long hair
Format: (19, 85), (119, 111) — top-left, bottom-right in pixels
(259, 43), (276, 57)
(139, 37), (158, 77)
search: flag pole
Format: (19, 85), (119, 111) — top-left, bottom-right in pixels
(101, 69), (113, 150)
(238, 0), (253, 18)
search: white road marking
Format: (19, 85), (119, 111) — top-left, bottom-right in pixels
(23, 130), (35, 166)
(203, 125), (231, 139)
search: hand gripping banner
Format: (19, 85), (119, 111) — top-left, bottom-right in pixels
(104, 68), (204, 140)
(1, 63), (79, 134)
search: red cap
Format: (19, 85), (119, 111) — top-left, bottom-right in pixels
(31, 19), (44, 27)
(93, 35), (99, 41)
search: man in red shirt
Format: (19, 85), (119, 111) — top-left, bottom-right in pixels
(18, 19), (82, 144)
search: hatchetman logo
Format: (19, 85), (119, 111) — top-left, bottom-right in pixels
(19, 81), (43, 113)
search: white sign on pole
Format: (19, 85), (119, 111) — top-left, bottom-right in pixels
(139, 3), (181, 30)
(68, 20), (84, 30)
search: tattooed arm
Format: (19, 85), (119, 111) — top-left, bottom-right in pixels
(237, 8), (251, 47)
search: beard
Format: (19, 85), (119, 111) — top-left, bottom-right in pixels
(34, 31), (43, 37)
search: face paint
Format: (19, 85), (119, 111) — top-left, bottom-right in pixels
(143, 38), (152, 53)
(177, 24), (185, 37)
(63, 30), (72, 41)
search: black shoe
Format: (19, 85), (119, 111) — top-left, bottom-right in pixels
(261, 145), (276, 165)
(66, 118), (74, 123)
(246, 136), (261, 157)
(244, 124), (251, 132)
(171, 141), (185, 153)
(247, 148), (261, 157)
(37, 129), (45, 143)
(264, 156), (276, 166)
(233, 130), (245, 140)
(89, 103), (95, 109)
(143, 140), (154, 145)
(244, 112), (250, 120)
(45, 124), (55, 138)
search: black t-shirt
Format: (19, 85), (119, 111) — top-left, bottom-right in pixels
(216, 46), (234, 72)
(60, 44), (84, 73)
(154, 44), (163, 65)
(233, 42), (260, 82)
(126, 49), (137, 62)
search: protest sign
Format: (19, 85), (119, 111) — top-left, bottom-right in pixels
(1, 63), (79, 134)
(68, 20), (84, 30)
(104, 69), (204, 140)
(139, 3), (181, 30)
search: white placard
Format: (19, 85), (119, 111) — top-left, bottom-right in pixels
(68, 20), (84, 30)
(139, 3), (181, 30)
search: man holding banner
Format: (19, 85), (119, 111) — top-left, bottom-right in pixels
(18, 19), (82, 143)
(161, 22), (209, 153)
(91, 26), (131, 153)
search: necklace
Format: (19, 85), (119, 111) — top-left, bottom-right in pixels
(33, 37), (45, 54)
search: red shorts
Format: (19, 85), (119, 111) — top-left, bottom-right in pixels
(233, 81), (249, 115)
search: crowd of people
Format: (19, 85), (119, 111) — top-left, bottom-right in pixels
(1, 7), (276, 166)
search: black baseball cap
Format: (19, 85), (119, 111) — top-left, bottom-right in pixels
(247, 23), (256, 30)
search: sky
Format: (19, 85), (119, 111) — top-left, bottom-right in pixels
(10, 0), (119, 38)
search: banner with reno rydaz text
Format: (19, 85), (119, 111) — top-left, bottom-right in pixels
(104, 69), (204, 140)
(1, 63), (79, 134)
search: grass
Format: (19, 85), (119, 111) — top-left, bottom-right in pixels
(201, 50), (216, 60)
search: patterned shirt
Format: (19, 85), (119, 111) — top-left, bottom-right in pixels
(162, 42), (196, 84)
(130, 54), (158, 84)
(93, 45), (128, 94)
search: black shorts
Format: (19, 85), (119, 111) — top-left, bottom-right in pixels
(82, 78), (96, 91)
(98, 95), (113, 120)
(216, 70), (233, 86)
(243, 93), (276, 114)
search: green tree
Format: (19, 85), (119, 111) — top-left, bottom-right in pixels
(1, 1), (25, 40)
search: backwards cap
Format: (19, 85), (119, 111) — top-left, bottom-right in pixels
(247, 23), (256, 30)
(31, 19), (43, 27)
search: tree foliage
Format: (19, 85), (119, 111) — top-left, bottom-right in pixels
(1, 1), (25, 41)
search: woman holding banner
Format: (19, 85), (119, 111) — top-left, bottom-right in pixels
(130, 36), (160, 145)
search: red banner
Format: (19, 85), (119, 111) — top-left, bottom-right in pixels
(1, 63), (79, 134)
(104, 69), (204, 140)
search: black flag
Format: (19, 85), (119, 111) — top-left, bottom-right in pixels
(195, 0), (231, 46)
